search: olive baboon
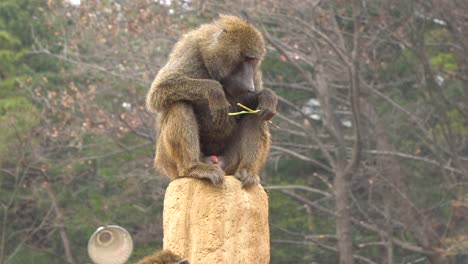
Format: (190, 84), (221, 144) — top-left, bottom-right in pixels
(146, 15), (277, 188)
(136, 249), (188, 264)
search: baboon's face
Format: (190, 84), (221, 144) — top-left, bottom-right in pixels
(221, 56), (259, 97)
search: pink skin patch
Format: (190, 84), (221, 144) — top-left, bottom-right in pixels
(210, 155), (219, 164)
(205, 155), (226, 170)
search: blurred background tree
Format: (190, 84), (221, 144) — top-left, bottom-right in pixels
(1, 0), (467, 263)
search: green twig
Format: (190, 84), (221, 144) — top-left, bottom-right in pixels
(228, 103), (280, 128)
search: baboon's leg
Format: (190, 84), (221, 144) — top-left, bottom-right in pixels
(155, 139), (178, 180)
(156, 102), (225, 186)
(223, 115), (270, 188)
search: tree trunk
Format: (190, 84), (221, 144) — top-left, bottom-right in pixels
(44, 182), (75, 264)
(335, 171), (354, 264)
(162, 176), (270, 264)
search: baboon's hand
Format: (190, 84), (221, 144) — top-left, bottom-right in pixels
(208, 88), (230, 125)
(257, 89), (277, 121)
(258, 107), (276, 121)
(211, 108), (230, 126)
(234, 168), (260, 188)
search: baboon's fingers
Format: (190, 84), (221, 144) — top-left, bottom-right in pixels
(242, 175), (260, 188)
(211, 108), (229, 126)
(258, 108), (276, 121)
(207, 173), (225, 187)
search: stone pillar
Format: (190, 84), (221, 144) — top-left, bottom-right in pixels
(163, 176), (270, 264)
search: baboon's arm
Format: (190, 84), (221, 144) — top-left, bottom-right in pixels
(146, 76), (228, 112)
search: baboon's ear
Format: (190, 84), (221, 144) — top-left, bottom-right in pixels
(213, 28), (228, 40)
(177, 259), (189, 264)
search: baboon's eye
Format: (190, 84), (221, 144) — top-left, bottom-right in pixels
(244, 56), (258, 63)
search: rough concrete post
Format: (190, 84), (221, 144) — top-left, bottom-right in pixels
(163, 176), (270, 264)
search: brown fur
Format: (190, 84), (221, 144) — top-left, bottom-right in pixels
(146, 15), (277, 188)
(136, 249), (188, 264)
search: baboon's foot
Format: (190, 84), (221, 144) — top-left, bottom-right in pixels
(184, 163), (225, 187)
(234, 168), (260, 188)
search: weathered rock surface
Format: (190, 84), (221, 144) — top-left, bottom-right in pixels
(163, 176), (270, 264)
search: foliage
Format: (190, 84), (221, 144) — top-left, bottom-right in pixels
(430, 53), (457, 71)
(1, 0), (467, 263)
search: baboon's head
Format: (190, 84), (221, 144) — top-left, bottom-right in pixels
(201, 15), (266, 96)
